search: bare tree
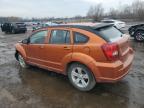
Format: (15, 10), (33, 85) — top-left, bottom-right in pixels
(87, 4), (104, 21)
(132, 0), (144, 20)
(108, 8), (118, 19)
(87, 0), (144, 21)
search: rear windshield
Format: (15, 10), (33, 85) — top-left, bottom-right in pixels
(97, 26), (123, 42)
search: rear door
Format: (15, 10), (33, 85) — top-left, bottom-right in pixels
(40, 28), (73, 72)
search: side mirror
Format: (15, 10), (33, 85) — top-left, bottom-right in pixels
(22, 38), (30, 44)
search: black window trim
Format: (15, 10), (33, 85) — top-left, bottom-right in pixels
(73, 31), (89, 44)
(49, 29), (71, 45)
(29, 30), (48, 44)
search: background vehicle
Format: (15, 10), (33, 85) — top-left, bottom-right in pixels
(15, 24), (134, 91)
(32, 22), (58, 31)
(128, 24), (144, 42)
(101, 19), (126, 29)
(1, 22), (27, 34)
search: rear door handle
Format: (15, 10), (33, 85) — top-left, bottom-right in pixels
(64, 46), (71, 50)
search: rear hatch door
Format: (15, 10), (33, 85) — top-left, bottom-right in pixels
(96, 25), (131, 62)
(116, 34), (130, 62)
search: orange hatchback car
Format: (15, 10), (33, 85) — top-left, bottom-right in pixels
(15, 24), (134, 91)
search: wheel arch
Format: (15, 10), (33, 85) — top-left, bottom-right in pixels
(65, 53), (99, 81)
(135, 28), (144, 32)
(15, 50), (19, 61)
(15, 44), (27, 60)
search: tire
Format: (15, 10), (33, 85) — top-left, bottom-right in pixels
(23, 30), (27, 33)
(18, 54), (29, 69)
(68, 63), (96, 91)
(128, 27), (135, 36)
(134, 30), (144, 42)
(11, 29), (16, 34)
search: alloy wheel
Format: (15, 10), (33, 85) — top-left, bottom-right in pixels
(136, 32), (144, 41)
(71, 67), (89, 88)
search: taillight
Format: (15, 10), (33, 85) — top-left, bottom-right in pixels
(102, 43), (119, 61)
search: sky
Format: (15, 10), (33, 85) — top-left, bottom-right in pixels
(0, 0), (139, 18)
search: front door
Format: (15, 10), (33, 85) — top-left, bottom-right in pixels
(26, 30), (48, 65)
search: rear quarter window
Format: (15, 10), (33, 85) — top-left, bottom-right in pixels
(73, 32), (89, 44)
(97, 26), (123, 42)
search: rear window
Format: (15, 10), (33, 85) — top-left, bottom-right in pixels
(97, 26), (123, 42)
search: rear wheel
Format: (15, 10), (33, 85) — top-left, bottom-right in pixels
(68, 63), (96, 91)
(134, 30), (144, 42)
(18, 54), (29, 68)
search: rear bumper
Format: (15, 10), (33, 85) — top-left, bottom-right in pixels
(90, 49), (134, 83)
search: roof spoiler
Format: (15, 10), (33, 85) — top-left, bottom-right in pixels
(93, 23), (114, 30)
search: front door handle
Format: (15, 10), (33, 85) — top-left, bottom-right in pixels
(40, 45), (44, 49)
(64, 46), (71, 50)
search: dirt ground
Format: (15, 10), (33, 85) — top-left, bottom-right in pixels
(0, 29), (144, 108)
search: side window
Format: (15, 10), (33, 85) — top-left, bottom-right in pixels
(49, 30), (70, 44)
(30, 30), (47, 44)
(74, 32), (89, 44)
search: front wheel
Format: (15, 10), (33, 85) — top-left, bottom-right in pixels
(68, 63), (96, 91)
(18, 54), (29, 68)
(134, 30), (144, 42)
